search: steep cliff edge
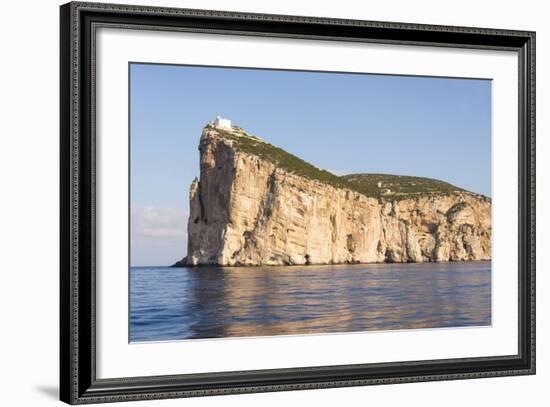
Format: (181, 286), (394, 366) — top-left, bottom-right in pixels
(182, 125), (491, 266)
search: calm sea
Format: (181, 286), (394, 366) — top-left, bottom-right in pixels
(130, 262), (491, 342)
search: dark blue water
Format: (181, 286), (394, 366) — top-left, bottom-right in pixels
(130, 262), (491, 342)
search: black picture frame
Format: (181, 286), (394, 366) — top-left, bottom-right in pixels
(60, 1), (536, 404)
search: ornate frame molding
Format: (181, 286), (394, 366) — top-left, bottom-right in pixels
(60, 2), (535, 404)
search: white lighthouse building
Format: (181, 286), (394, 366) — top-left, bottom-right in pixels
(214, 115), (232, 129)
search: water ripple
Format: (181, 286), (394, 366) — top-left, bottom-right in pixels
(130, 261), (491, 342)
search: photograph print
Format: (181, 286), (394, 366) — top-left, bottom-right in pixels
(130, 63), (492, 342)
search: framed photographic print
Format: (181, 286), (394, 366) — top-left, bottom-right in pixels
(60, 1), (536, 404)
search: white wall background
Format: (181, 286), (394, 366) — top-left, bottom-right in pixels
(0, 0), (546, 406)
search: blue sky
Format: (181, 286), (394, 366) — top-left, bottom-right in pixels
(130, 63), (491, 267)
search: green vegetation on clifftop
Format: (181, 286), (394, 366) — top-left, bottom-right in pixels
(210, 125), (358, 192)
(342, 174), (473, 201)
(207, 124), (485, 201)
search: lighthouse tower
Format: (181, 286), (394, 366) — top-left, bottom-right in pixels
(214, 115), (232, 129)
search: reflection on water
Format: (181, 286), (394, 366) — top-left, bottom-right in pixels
(130, 262), (491, 342)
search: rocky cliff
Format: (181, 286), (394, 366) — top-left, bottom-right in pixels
(182, 125), (491, 266)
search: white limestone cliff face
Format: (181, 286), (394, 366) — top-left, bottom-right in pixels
(184, 128), (491, 266)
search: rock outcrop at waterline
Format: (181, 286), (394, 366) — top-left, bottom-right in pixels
(179, 125), (491, 267)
